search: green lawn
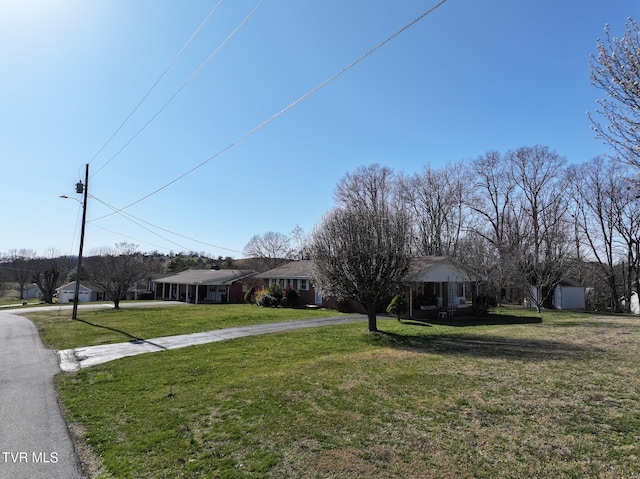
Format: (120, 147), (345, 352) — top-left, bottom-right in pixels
(25, 303), (351, 350)
(53, 306), (640, 478)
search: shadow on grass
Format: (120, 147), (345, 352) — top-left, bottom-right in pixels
(400, 314), (542, 327)
(74, 319), (167, 350)
(368, 330), (595, 361)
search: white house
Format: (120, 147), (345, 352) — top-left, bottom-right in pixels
(404, 256), (483, 318)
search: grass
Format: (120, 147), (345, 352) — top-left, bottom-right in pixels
(0, 298), (51, 308)
(52, 306), (640, 478)
(25, 303), (350, 350)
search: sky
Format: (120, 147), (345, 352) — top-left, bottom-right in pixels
(1, 0), (638, 259)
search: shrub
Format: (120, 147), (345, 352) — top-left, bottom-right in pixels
(476, 295), (497, 315)
(244, 286), (256, 304)
(257, 294), (279, 308)
(267, 282), (284, 300)
(285, 287), (299, 308)
(137, 291), (154, 300)
(386, 294), (407, 320)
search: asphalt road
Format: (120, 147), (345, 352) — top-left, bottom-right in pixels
(0, 310), (83, 479)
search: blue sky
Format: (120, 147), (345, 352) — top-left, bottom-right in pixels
(1, 0), (637, 258)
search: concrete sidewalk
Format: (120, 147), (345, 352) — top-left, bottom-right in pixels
(58, 315), (368, 372)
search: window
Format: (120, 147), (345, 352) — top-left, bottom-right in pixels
(456, 283), (464, 297)
(299, 279), (308, 291)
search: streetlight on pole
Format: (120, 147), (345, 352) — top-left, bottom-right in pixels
(67, 164), (89, 320)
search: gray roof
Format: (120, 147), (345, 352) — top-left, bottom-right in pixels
(255, 260), (313, 279)
(405, 256), (484, 282)
(154, 269), (255, 286)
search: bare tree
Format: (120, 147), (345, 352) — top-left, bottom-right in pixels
(86, 242), (148, 309)
(399, 162), (468, 256)
(568, 157), (626, 310)
(311, 207), (412, 332)
(464, 151), (520, 303)
(6, 249), (37, 299)
(611, 177), (640, 312)
(589, 18), (640, 169)
(243, 231), (293, 272)
(311, 164), (412, 332)
(508, 146), (573, 312)
(290, 225), (309, 260)
(334, 163), (396, 212)
(31, 249), (64, 304)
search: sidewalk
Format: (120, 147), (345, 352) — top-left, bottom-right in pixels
(58, 315), (368, 372)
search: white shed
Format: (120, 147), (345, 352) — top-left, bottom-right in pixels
(529, 279), (586, 310)
(553, 280), (586, 310)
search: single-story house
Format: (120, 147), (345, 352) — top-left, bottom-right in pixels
(255, 260), (325, 307)
(404, 256), (483, 319)
(56, 281), (106, 303)
(528, 279), (586, 310)
(256, 256), (482, 317)
(153, 269), (255, 304)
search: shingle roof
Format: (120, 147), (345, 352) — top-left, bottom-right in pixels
(405, 256), (449, 277)
(255, 260), (313, 279)
(154, 269), (255, 285)
(405, 256), (483, 282)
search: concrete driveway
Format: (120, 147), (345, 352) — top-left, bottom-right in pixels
(58, 314), (367, 372)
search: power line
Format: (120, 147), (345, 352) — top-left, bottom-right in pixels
(90, 0), (449, 221)
(91, 0), (264, 179)
(90, 0), (224, 178)
(90, 195), (245, 255)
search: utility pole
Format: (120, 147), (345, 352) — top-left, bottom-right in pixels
(72, 164), (89, 320)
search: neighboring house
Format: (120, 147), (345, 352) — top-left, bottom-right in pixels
(404, 256), (483, 319)
(528, 279), (586, 310)
(22, 283), (40, 300)
(257, 256), (483, 317)
(255, 260), (324, 307)
(153, 269), (255, 304)
(56, 281), (105, 303)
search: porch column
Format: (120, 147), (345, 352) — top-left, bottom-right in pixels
(195, 285), (199, 304)
(409, 287), (414, 318)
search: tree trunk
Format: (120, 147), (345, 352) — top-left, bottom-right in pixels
(113, 298), (120, 309)
(366, 303), (378, 332)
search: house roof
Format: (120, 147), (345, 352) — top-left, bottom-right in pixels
(255, 257), (482, 283)
(56, 281), (102, 292)
(405, 256), (483, 283)
(557, 279), (584, 287)
(255, 260), (313, 279)
(153, 269), (255, 286)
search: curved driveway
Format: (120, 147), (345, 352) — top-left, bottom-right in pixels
(0, 302), (366, 478)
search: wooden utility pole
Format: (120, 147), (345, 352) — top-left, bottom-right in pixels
(72, 164), (89, 320)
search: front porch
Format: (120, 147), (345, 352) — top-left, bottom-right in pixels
(154, 283), (232, 304)
(407, 280), (476, 320)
